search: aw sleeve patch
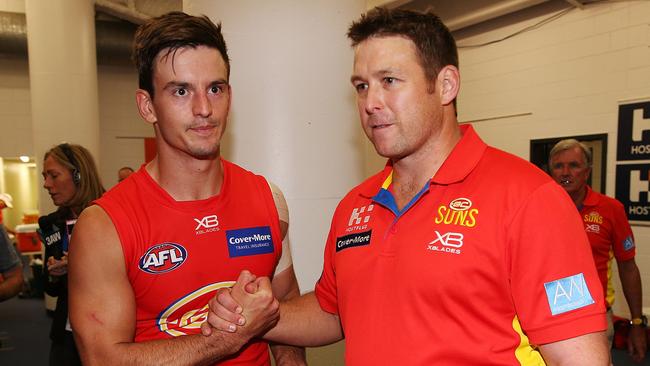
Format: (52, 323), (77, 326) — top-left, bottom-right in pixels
(543, 273), (594, 315)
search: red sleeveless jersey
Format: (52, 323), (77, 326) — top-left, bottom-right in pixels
(95, 159), (281, 365)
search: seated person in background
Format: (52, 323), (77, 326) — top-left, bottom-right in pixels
(117, 166), (134, 182)
(0, 223), (23, 301)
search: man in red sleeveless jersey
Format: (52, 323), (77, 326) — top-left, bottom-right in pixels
(68, 12), (305, 366)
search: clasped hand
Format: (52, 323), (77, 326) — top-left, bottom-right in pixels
(201, 270), (279, 340)
(47, 252), (68, 277)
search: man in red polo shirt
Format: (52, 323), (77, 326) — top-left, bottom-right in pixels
(204, 8), (609, 365)
(549, 138), (646, 362)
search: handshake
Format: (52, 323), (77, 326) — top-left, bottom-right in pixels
(201, 270), (280, 340)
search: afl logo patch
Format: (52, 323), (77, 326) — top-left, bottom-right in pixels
(158, 281), (234, 337)
(139, 242), (187, 274)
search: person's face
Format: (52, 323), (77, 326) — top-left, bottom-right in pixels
(118, 169), (133, 182)
(136, 46), (231, 159)
(549, 146), (591, 196)
(351, 36), (443, 160)
(0, 201), (6, 210)
(42, 155), (77, 207)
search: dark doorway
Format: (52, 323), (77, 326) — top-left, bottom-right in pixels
(530, 134), (608, 193)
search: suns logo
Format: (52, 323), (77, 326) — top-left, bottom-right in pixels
(583, 211), (603, 224)
(158, 281), (235, 337)
(139, 243), (187, 274)
(435, 198), (479, 228)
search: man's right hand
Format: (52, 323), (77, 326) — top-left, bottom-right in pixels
(47, 253), (68, 277)
(202, 270), (279, 339)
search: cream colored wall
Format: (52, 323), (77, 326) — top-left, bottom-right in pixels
(0, 58), (32, 158)
(2, 160), (38, 229)
(97, 64), (151, 188)
(0, 59), (147, 203)
(455, 1), (650, 316)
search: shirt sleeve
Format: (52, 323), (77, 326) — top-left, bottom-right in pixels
(267, 180), (293, 275)
(314, 221), (339, 315)
(508, 181), (606, 345)
(0, 227), (20, 273)
(610, 199), (635, 262)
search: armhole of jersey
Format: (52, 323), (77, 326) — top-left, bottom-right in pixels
(94, 201), (132, 275)
(267, 179), (293, 275)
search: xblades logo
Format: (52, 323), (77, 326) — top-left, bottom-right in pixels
(194, 214), (219, 235)
(427, 231), (463, 255)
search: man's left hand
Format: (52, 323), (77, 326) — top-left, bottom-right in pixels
(628, 326), (647, 363)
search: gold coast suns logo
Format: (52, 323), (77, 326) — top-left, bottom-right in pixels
(583, 211), (603, 224)
(434, 198), (479, 228)
(157, 281), (234, 337)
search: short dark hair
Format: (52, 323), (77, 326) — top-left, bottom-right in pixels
(347, 7), (458, 84)
(132, 11), (230, 97)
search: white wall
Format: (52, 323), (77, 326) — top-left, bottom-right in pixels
(0, 56), (146, 197)
(0, 57), (32, 158)
(97, 64), (151, 189)
(455, 1), (650, 316)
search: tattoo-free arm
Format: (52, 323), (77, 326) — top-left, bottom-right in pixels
(537, 332), (609, 365)
(618, 258), (646, 362)
(0, 264), (23, 301)
(69, 206), (275, 366)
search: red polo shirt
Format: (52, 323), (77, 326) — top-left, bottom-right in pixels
(315, 125), (606, 365)
(580, 186), (635, 307)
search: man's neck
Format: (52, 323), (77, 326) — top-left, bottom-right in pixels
(570, 185), (588, 209)
(390, 120), (462, 210)
(146, 150), (224, 202)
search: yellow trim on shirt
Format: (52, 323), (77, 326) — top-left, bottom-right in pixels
(512, 316), (546, 365)
(381, 171), (393, 190)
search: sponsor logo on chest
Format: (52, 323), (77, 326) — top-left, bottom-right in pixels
(226, 226), (274, 258)
(434, 197), (479, 228)
(427, 198), (478, 255)
(346, 204), (374, 232)
(335, 205), (375, 251)
(585, 223), (600, 233)
(427, 231), (463, 255)
(336, 230), (372, 252)
(583, 211), (603, 224)
(158, 281), (234, 337)
(139, 242), (188, 274)
(194, 214), (220, 235)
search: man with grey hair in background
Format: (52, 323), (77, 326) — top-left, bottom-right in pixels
(549, 138), (646, 362)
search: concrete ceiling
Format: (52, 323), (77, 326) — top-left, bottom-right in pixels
(92, 0), (594, 30)
(387, 0), (594, 31)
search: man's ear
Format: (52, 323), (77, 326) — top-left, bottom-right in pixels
(437, 65), (460, 106)
(135, 89), (157, 124)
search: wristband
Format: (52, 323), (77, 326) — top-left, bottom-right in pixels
(630, 315), (647, 327)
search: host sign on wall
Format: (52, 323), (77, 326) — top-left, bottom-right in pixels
(616, 101), (650, 222)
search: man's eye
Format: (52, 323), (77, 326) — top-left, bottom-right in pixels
(174, 88), (187, 96)
(384, 77), (396, 84)
(355, 83), (367, 92)
(209, 86), (222, 94)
